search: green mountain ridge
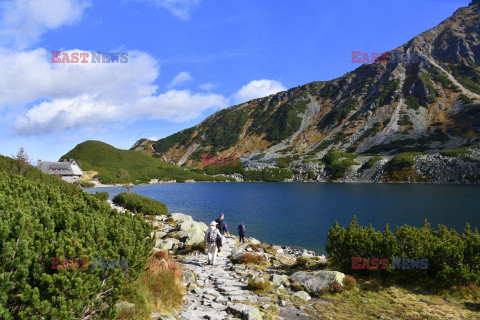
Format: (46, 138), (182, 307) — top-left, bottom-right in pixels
(61, 140), (232, 184)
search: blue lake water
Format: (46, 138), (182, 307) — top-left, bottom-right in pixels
(86, 183), (480, 254)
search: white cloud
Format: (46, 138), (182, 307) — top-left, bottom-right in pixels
(233, 79), (286, 104)
(0, 48), (158, 107)
(145, 0), (201, 20)
(14, 90), (227, 135)
(0, 0), (91, 49)
(3, 48), (227, 135)
(198, 82), (216, 91)
(147, 136), (159, 141)
(167, 71), (194, 88)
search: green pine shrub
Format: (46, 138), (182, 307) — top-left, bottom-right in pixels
(326, 217), (480, 286)
(93, 191), (109, 201)
(322, 150), (360, 181)
(112, 192), (168, 216)
(0, 155), (153, 319)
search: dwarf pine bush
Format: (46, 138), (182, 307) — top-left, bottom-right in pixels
(326, 217), (480, 286)
(112, 192), (168, 216)
(0, 156), (153, 319)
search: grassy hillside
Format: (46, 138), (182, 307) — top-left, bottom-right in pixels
(61, 140), (230, 184)
(0, 155), (153, 319)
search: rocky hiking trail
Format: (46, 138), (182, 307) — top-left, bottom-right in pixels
(176, 236), (317, 320)
(141, 212), (345, 320)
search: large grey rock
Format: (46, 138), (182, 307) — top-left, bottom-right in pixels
(179, 220), (208, 233)
(185, 230), (206, 246)
(154, 215), (167, 222)
(155, 238), (180, 250)
(176, 220), (209, 246)
(249, 238), (261, 245)
(170, 213), (193, 223)
(183, 270), (196, 284)
(155, 231), (167, 239)
(270, 274), (289, 286)
(227, 304), (263, 320)
(291, 270), (345, 295)
(231, 243), (249, 260)
(292, 291), (311, 302)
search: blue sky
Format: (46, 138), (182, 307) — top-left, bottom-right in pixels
(0, 0), (470, 161)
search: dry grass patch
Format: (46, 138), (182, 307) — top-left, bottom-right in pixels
(312, 285), (480, 320)
(236, 253), (266, 265)
(247, 278), (273, 293)
(116, 250), (185, 320)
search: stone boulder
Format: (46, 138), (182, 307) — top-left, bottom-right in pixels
(182, 270), (196, 284)
(155, 238), (181, 250)
(153, 215), (167, 222)
(290, 270), (345, 295)
(292, 291), (311, 302)
(177, 220), (208, 246)
(227, 303), (263, 320)
(154, 231), (167, 239)
(249, 238), (261, 245)
(178, 220), (208, 233)
(169, 213), (193, 223)
(270, 274), (289, 286)
(231, 243), (249, 260)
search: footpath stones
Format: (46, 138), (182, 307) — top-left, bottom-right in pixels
(291, 270), (345, 295)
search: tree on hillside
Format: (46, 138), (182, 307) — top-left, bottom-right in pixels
(13, 147), (31, 176)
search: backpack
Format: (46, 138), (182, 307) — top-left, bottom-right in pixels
(240, 224), (246, 234)
(208, 229), (218, 243)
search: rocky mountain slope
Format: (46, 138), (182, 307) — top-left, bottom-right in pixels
(131, 1), (480, 184)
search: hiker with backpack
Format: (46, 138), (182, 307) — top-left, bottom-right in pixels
(204, 221), (223, 266)
(238, 223), (246, 244)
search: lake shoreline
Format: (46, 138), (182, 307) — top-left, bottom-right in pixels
(87, 179), (480, 189)
(89, 183), (480, 255)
